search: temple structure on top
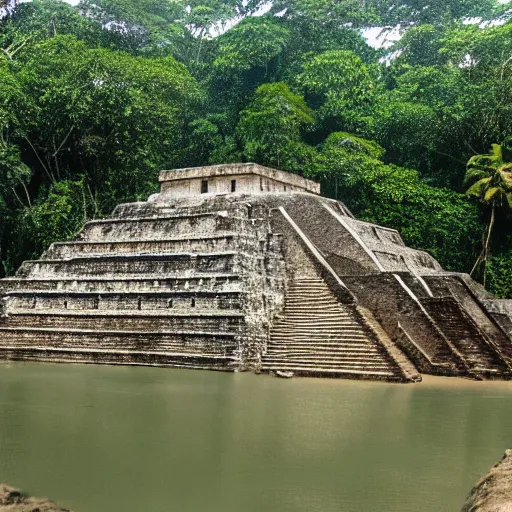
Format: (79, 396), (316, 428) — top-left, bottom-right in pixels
(1, 162), (512, 382)
(157, 163), (320, 199)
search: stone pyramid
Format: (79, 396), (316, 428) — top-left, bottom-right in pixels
(1, 163), (511, 382)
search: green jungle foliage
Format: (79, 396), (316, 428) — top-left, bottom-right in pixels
(0, 0), (511, 295)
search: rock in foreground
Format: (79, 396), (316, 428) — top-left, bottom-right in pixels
(0, 484), (71, 512)
(462, 450), (512, 512)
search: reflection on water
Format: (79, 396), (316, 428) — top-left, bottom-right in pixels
(0, 363), (511, 512)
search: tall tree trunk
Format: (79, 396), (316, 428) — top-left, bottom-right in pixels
(20, 181), (31, 207)
(470, 238), (485, 277)
(470, 205), (496, 279)
(196, 34), (204, 64)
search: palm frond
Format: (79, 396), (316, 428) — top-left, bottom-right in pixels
(466, 142), (512, 209)
(463, 168), (488, 187)
(466, 154), (491, 169)
(491, 144), (503, 162)
(491, 169), (512, 194)
(465, 178), (490, 198)
(484, 186), (503, 203)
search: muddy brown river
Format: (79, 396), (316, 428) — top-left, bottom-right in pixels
(0, 362), (511, 512)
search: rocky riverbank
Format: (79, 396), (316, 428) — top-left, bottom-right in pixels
(462, 450), (512, 511)
(0, 484), (71, 511)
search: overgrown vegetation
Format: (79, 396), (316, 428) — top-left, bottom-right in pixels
(0, 0), (511, 294)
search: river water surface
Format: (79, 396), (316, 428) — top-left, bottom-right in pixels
(0, 362), (511, 512)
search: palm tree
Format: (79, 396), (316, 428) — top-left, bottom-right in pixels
(464, 140), (512, 284)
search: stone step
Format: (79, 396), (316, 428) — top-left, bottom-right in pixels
(288, 283), (331, 286)
(0, 342), (238, 357)
(5, 289), (242, 297)
(286, 289), (333, 295)
(0, 346), (239, 370)
(471, 366), (501, 373)
(271, 334), (367, 341)
(262, 360), (391, 369)
(0, 335), (238, 353)
(0, 337), (238, 360)
(16, 252), (237, 279)
(272, 324), (360, 331)
(284, 302), (348, 308)
(6, 292), (243, 313)
(285, 291), (340, 296)
(286, 289), (337, 294)
(268, 340), (377, 351)
(283, 308), (350, 315)
(275, 319), (362, 325)
(79, 212), (239, 242)
(286, 292), (334, 298)
(284, 303), (340, 309)
(260, 365), (397, 377)
(0, 329), (240, 360)
(288, 282), (327, 288)
(286, 291), (334, 296)
(287, 286), (333, 292)
(284, 298), (340, 304)
(284, 306), (341, 311)
(265, 356), (386, 364)
(275, 314), (358, 320)
(268, 344), (378, 350)
(264, 354), (388, 363)
(6, 309), (244, 318)
(273, 324), (365, 331)
(270, 333), (374, 340)
(0, 274), (241, 294)
(270, 338), (370, 345)
(0, 326), (238, 338)
(87, 212), (220, 224)
(270, 330), (368, 337)
(267, 348), (381, 356)
(3, 313), (244, 332)
(45, 234), (238, 259)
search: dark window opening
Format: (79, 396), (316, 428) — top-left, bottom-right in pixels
(260, 176), (263, 191)
(231, 180), (236, 192)
(201, 180), (208, 194)
(191, 298), (196, 307)
(168, 299), (173, 308)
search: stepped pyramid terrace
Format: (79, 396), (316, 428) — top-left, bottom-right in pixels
(1, 163), (512, 382)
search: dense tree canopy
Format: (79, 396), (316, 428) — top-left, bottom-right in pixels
(0, 0), (511, 296)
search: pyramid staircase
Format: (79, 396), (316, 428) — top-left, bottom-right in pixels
(421, 297), (511, 379)
(261, 277), (405, 380)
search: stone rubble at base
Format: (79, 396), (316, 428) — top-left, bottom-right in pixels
(1, 162), (512, 382)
